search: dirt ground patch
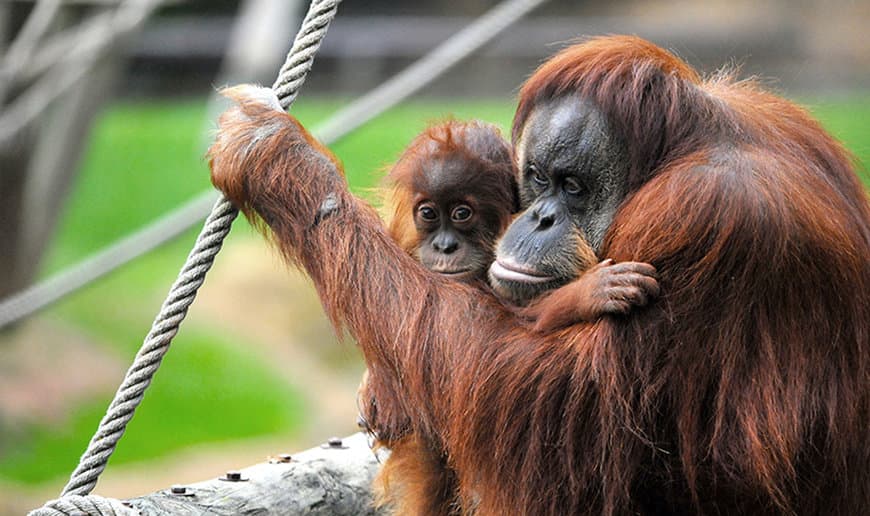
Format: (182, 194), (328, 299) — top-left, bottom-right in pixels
(189, 236), (367, 437)
(0, 320), (125, 429)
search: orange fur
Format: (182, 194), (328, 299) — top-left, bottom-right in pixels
(210, 36), (870, 515)
(363, 120), (516, 514)
(374, 434), (461, 515)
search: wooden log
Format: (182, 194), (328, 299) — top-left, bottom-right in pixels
(127, 433), (388, 515)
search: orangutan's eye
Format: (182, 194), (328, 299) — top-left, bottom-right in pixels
(528, 164), (548, 187)
(564, 177), (583, 196)
(418, 204), (438, 222)
(451, 205), (473, 222)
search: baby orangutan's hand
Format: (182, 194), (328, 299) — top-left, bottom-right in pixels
(524, 259), (660, 333)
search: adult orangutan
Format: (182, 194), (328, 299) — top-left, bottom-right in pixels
(366, 119), (660, 514)
(209, 36), (869, 515)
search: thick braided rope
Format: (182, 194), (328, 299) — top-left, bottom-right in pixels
(29, 495), (136, 516)
(29, 1), (341, 510)
(55, 198), (239, 498)
(271, 0), (340, 107)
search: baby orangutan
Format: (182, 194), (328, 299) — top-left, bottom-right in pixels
(383, 121), (518, 284)
(360, 120), (659, 514)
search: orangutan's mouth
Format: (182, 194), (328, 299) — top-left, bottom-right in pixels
(489, 259), (554, 284)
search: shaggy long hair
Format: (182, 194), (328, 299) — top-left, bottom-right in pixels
(209, 35), (869, 515)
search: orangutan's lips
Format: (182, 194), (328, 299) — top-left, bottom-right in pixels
(489, 259), (554, 284)
(432, 267), (472, 276)
(435, 269), (471, 276)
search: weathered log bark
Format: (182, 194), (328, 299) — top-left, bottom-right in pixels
(127, 433), (388, 515)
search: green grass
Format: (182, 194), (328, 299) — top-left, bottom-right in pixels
(3, 332), (305, 483)
(4, 93), (868, 486)
(803, 95), (870, 185)
(46, 102), (212, 264)
(3, 223), (307, 485)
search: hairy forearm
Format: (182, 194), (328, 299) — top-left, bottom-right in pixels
(292, 195), (477, 419)
(208, 86), (502, 425)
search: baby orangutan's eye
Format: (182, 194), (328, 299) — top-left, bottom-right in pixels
(451, 205), (473, 222)
(418, 203), (438, 222)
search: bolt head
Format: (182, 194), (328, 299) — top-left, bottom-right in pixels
(170, 485), (187, 494)
(226, 471), (242, 481)
(278, 453), (292, 462)
(327, 436), (342, 447)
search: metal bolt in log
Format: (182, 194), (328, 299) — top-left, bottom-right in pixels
(169, 485), (194, 497)
(323, 436), (347, 449)
(221, 471), (247, 482)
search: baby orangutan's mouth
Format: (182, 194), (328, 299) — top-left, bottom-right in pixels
(432, 267), (473, 276)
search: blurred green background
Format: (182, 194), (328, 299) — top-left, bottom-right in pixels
(1, 1), (869, 513)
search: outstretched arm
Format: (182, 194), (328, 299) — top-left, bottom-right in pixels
(208, 86), (507, 428)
